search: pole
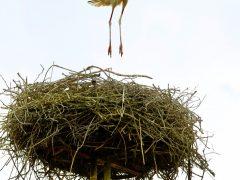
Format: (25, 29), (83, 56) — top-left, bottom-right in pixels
(90, 159), (97, 180)
(104, 161), (111, 180)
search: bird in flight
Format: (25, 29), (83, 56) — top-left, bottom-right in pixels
(88, 0), (128, 57)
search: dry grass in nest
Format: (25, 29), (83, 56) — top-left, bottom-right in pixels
(0, 65), (214, 179)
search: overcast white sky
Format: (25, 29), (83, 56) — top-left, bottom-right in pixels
(1, 0), (240, 179)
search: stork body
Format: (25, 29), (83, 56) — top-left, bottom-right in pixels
(88, 0), (128, 57)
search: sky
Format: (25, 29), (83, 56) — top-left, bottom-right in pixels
(0, 0), (240, 179)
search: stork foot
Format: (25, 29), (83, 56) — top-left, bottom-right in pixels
(119, 44), (123, 57)
(108, 45), (112, 57)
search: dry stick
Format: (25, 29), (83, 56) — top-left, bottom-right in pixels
(34, 64), (45, 83)
(70, 118), (95, 173)
(0, 74), (10, 89)
(139, 118), (145, 165)
(86, 65), (152, 79)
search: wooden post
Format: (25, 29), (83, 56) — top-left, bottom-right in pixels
(104, 161), (111, 180)
(90, 159), (97, 180)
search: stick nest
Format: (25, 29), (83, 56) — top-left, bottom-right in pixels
(0, 65), (214, 179)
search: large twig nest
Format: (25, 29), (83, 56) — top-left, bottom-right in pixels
(0, 65), (214, 179)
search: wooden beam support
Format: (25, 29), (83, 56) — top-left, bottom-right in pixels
(104, 161), (111, 180)
(90, 159), (97, 180)
(76, 151), (142, 177)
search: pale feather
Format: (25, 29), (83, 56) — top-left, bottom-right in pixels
(88, 0), (124, 7)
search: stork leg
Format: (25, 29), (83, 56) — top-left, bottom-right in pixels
(108, 7), (115, 57)
(119, 5), (126, 57)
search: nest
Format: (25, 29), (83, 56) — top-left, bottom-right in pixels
(0, 65), (214, 179)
